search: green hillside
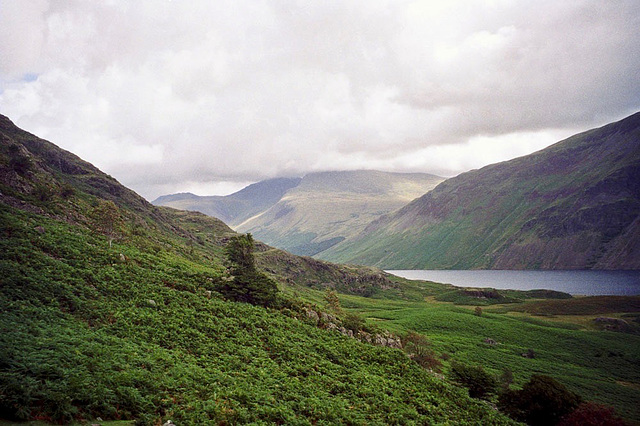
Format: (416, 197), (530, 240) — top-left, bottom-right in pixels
(0, 115), (514, 424)
(321, 112), (640, 269)
(2, 114), (639, 425)
(237, 170), (444, 256)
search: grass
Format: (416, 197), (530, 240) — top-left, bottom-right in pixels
(2, 117), (638, 425)
(335, 289), (640, 423)
(0, 203), (515, 425)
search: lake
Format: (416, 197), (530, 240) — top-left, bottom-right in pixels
(385, 270), (640, 296)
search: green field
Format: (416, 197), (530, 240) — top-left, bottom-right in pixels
(333, 288), (640, 423)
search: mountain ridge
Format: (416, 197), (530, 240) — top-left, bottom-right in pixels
(154, 169), (444, 257)
(236, 170), (444, 256)
(320, 111), (640, 269)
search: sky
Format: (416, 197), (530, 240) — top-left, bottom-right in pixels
(1, 0), (639, 200)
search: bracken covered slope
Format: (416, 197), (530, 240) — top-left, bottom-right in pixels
(0, 115), (514, 424)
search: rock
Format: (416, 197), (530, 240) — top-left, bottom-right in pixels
(320, 312), (337, 323)
(35, 225), (45, 234)
(484, 338), (498, 346)
(375, 335), (388, 346)
(387, 337), (402, 349)
(204, 290), (212, 298)
(594, 317), (630, 332)
(305, 309), (319, 324)
(119, 253), (127, 262)
(163, 421), (175, 426)
(338, 326), (354, 338)
(147, 299), (157, 307)
(358, 331), (372, 343)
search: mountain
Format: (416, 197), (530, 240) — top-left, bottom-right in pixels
(152, 177), (301, 225)
(237, 170), (444, 256)
(321, 112), (640, 269)
(0, 114), (513, 424)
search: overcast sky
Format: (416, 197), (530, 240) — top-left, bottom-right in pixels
(1, 1), (639, 200)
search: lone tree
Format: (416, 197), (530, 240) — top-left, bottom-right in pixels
(91, 200), (123, 248)
(498, 374), (581, 426)
(220, 234), (278, 307)
(450, 361), (497, 399)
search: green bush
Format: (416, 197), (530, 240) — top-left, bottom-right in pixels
(498, 374), (581, 426)
(450, 361), (497, 399)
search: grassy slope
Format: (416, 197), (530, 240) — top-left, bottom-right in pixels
(3, 115), (639, 425)
(0, 116), (513, 424)
(237, 171), (444, 257)
(337, 289), (640, 424)
(322, 112), (640, 269)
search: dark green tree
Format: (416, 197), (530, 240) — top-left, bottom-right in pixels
(498, 374), (581, 426)
(450, 361), (497, 399)
(220, 234), (278, 307)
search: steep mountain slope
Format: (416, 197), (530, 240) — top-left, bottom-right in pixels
(0, 115), (514, 424)
(152, 177), (301, 225)
(237, 170), (444, 256)
(321, 112), (640, 269)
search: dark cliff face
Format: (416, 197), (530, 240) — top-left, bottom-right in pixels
(323, 112), (640, 269)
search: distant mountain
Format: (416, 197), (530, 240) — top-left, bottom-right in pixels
(152, 177), (301, 225)
(236, 170), (444, 256)
(320, 112), (640, 269)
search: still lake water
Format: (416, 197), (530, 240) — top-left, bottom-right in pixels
(386, 270), (640, 296)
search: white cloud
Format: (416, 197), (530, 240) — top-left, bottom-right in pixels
(0, 0), (638, 200)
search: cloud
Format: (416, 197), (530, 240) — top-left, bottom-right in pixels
(1, 0), (638, 200)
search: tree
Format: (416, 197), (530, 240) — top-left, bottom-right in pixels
(324, 288), (343, 315)
(499, 367), (514, 391)
(91, 200), (123, 248)
(450, 361), (497, 399)
(498, 374), (581, 426)
(403, 331), (442, 371)
(220, 234), (278, 307)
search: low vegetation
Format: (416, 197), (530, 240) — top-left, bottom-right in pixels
(1, 115), (638, 425)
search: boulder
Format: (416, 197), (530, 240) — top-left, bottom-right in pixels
(305, 309), (320, 324)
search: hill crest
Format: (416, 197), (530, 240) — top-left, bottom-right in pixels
(320, 112), (640, 269)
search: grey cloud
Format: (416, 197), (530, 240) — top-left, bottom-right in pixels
(0, 0), (638, 200)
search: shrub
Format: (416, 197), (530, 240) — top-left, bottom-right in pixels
(450, 361), (497, 399)
(324, 288), (343, 315)
(558, 402), (627, 426)
(499, 368), (514, 391)
(498, 374), (581, 426)
(342, 311), (365, 333)
(8, 146), (32, 175)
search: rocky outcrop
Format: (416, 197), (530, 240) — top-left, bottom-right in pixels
(594, 317), (632, 333)
(304, 307), (402, 349)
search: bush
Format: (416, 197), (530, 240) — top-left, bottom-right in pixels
(558, 402), (627, 426)
(403, 331), (442, 371)
(450, 361), (497, 399)
(342, 312), (365, 333)
(8, 145), (32, 175)
(498, 374), (581, 426)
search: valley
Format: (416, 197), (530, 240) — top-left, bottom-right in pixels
(1, 113), (639, 425)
